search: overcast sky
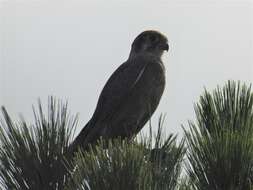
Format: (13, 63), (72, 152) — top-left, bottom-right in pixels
(1, 0), (253, 138)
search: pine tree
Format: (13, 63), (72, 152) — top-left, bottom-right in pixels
(185, 81), (253, 190)
(0, 80), (253, 190)
(0, 97), (77, 189)
(0, 99), (185, 190)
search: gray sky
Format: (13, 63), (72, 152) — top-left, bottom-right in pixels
(1, 0), (253, 138)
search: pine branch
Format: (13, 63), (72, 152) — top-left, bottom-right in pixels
(67, 116), (185, 190)
(0, 97), (78, 190)
(185, 80), (253, 190)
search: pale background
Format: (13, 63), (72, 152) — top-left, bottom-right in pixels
(1, 0), (253, 138)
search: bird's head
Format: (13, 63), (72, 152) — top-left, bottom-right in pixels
(130, 30), (169, 59)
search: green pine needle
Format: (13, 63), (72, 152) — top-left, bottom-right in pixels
(66, 118), (185, 190)
(0, 97), (78, 190)
(185, 80), (253, 190)
(1, 80), (253, 190)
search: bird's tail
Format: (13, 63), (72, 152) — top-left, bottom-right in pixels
(67, 120), (92, 156)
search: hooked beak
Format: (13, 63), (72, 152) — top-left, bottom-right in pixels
(162, 43), (169, 51)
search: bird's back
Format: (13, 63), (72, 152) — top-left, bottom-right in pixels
(109, 55), (165, 138)
(71, 55), (165, 152)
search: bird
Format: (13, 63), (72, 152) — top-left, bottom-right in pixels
(70, 30), (169, 153)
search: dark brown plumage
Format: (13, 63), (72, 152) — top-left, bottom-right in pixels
(70, 30), (169, 152)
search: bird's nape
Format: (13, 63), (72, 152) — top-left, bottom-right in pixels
(69, 30), (168, 154)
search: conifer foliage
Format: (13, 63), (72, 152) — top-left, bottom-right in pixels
(67, 120), (185, 190)
(0, 81), (253, 190)
(185, 81), (253, 190)
(0, 97), (78, 189)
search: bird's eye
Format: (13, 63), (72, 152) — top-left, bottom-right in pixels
(149, 35), (156, 42)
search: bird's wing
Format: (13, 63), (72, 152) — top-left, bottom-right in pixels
(77, 56), (151, 144)
(71, 57), (149, 151)
(92, 57), (150, 123)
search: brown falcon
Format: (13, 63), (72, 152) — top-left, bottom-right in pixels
(70, 30), (169, 152)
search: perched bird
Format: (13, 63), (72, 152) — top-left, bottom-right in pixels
(70, 30), (169, 152)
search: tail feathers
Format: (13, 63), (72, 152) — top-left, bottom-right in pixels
(68, 120), (92, 156)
